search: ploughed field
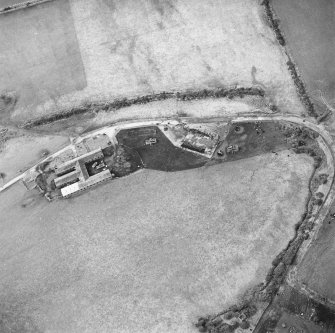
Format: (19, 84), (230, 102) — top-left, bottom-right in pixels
(0, 151), (313, 333)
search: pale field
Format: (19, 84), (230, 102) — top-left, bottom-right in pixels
(0, 0), (86, 123)
(1, 0), (305, 123)
(0, 151), (313, 333)
(0, 0), (26, 6)
(0, 134), (68, 182)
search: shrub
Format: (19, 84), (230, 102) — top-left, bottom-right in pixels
(240, 320), (250, 329)
(223, 312), (233, 320)
(318, 173), (328, 184)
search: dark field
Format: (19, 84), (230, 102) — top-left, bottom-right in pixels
(255, 285), (335, 333)
(0, 0), (86, 121)
(273, 0), (335, 112)
(223, 122), (289, 161)
(221, 121), (321, 164)
(116, 126), (208, 171)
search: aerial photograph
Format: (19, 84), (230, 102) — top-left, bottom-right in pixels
(0, 0), (335, 332)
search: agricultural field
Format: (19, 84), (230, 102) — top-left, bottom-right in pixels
(0, 132), (68, 182)
(0, 0), (305, 127)
(0, 0), (86, 124)
(0, 1), (332, 332)
(0, 151), (313, 333)
(272, 0), (335, 117)
(255, 285), (335, 333)
(0, 0), (24, 7)
(296, 203), (335, 302)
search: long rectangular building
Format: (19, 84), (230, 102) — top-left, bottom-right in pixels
(55, 148), (104, 176)
(61, 169), (112, 197)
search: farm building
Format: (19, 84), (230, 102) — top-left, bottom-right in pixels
(75, 133), (113, 156)
(53, 148), (112, 198)
(181, 129), (219, 156)
(61, 170), (112, 198)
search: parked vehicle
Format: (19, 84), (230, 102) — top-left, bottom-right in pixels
(145, 138), (157, 146)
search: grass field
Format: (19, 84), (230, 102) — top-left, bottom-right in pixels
(0, 151), (313, 333)
(0, 133), (68, 182)
(0, 0), (305, 125)
(0, 0), (28, 7)
(116, 126), (208, 171)
(29, 96), (267, 135)
(272, 0), (335, 115)
(256, 285), (335, 332)
(296, 204), (335, 301)
(223, 121), (289, 161)
(0, 0), (86, 122)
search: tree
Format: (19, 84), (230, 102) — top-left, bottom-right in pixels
(0, 172), (6, 182)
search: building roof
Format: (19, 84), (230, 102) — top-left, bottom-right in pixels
(54, 170), (80, 188)
(75, 134), (112, 156)
(55, 148), (103, 176)
(60, 170), (112, 197)
(61, 182), (80, 197)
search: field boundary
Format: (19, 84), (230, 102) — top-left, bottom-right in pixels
(0, 0), (54, 14)
(22, 87), (265, 129)
(261, 0), (319, 119)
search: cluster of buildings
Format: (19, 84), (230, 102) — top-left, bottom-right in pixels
(54, 148), (111, 198)
(54, 133), (114, 198)
(180, 127), (219, 156)
(23, 133), (115, 199)
(22, 121), (230, 200)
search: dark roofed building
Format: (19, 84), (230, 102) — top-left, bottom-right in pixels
(55, 148), (104, 177)
(54, 169), (80, 189)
